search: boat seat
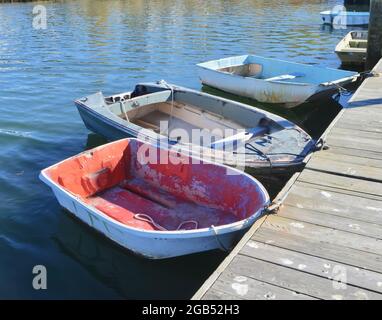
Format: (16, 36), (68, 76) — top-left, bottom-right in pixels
(87, 179), (239, 231)
(264, 72), (305, 82)
(349, 39), (368, 48)
(218, 63), (263, 78)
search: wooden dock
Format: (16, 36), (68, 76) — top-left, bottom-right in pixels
(193, 59), (382, 300)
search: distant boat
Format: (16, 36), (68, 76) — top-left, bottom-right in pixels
(335, 31), (368, 66)
(40, 138), (270, 259)
(74, 81), (317, 176)
(320, 10), (369, 26)
(196, 55), (358, 107)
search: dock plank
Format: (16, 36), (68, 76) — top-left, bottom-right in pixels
(240, 240), (382, 294)
(323, 145), (382, 161)
(262, 215), (382, 255)
(208, 271), (315, 300)
(280, 205), (382, 239)
(227, 255), (381, 300)
(298, 169), (382, 198)
(252, 227), (382, 274)
(284, 184), (382, 225)
(307, 156), (382, 182)
(309, 150), (382, 169)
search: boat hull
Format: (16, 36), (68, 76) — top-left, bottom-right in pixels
(40, 138), (268, 259)
(335, 31), (367, 66)
(42, 175), (254, 258)
(320, 10), (369, 26)
(336, 51), (366, 65)
(196, 55), (357, 107)
(76, 103), (309, 175)
(198, 67), (319, 106)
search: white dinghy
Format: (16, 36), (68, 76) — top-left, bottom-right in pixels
(196, 55), (358, 107)
(320, 10), (369, 26)
(335, 31), (368, 66)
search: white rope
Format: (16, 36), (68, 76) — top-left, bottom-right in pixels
(134, 213), (198, 231)
(211, 225), (230, 252)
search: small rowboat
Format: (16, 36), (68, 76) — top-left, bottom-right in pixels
(320, 10), (369, 26)
(74, 81), (317, 176)
(40, 138), (270, 259)
(335, 31), (368, 66)
(196, 55), (358, 107)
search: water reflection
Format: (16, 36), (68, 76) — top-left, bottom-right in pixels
(54, 211), (227, 299)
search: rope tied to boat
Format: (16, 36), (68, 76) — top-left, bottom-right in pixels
(313, 138), (329, 152)
(263, 201), (283, 214)
(134, 213), (198, 231)
(211, 225), (230, 252)
(333, 70), (380, 97)
(331, 81), (352, 96)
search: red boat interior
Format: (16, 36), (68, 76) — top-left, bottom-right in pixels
(45, 139), (267, 231)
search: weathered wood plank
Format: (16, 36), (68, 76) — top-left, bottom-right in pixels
(206, 271), (314, 300)
(284, 184), (382, 225)
(322, 145), (382, 161)
(298, 169), (382, 198)
(263, 215), (382, 255)
(296, 180), (382, 202)
(307, 157), (382, 182)
(252, 227), (382, 273)
(280, 205), (382, 239)
(329, 127), (382, 140)
(228, 255), (381, 300)
(326, 135), (382, 153)
(241, 240), (382, 294)
(335, 116), (382, 134)
(310, 150), (382, 169)
(202, 289), (242, 300)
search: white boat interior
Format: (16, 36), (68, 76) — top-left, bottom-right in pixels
(118, 99), (267, 144)
(198, 55), (356, 85)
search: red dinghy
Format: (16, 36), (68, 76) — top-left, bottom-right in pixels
(40, 138), (269, 259)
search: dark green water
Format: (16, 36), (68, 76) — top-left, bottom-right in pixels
(0, 0), (364, 299)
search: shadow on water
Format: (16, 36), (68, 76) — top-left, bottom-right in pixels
(53, 210), (227, 299)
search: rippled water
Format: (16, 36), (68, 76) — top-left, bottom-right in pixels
(0, 0), (364, 299)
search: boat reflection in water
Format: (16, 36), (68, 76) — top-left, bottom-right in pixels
(54, 211), (227, 299)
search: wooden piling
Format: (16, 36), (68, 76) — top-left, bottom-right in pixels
(366, 0), (382, 69)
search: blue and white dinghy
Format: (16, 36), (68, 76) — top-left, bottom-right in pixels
(74, 81), (317, 176)
(320, 10), (369, 26)
(196, 55), (358, 107)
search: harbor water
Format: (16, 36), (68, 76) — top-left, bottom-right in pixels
(0, 0), (364, 298)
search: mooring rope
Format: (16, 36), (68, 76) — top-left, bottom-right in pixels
(211, 225), (230, 252)
(134, 213), (198, 231)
